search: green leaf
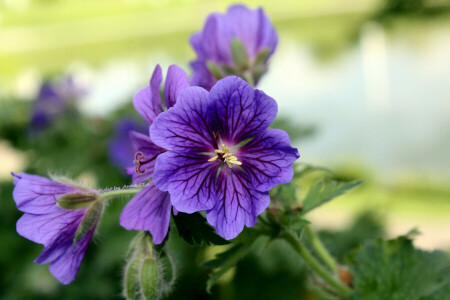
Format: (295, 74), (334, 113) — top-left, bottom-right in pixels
(348, 236), (450, 300)
(231, 38), (249, 70)
(301, 180), (363, 215)
(270, 182), (298, 208)
(173, 212), (229, 246)
(203, 243), (254, 293)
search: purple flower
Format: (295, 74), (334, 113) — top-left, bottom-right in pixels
(30, 75), (86, 130)
(12, 173), (100, 284)
(119, 64), (190, 244)
(190, 4), (278, 90)
(108, 117), (147, 171)
(150, 76), (299, 240)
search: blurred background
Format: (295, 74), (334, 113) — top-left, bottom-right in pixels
(0, 0), (449, 299)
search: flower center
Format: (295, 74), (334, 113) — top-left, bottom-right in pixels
(208, 143), (242, 168)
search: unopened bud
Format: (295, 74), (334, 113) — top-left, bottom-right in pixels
(73, 200), (103, 244)
(160, 254), (176, 295)
(123, 257), (141, 300)
(57, 193), (97, 209)
(338, 267), (353, 287)
(140, 258), (160, 300)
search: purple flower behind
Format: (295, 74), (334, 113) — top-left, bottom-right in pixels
(190, 4), (278, 90)
(30, 75), (86, 130)
(150, 76), (299, 240)
(108, 117), (147, 172)
(12, 173), (100, 284)
(119, 64), (190, 244)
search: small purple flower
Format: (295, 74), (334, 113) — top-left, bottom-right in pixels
(119, 64), (190, 244)
(30, 75), (86, 130)
(12, 173), (100, 284)
(108, 117), (147, 171)
(150, 76), (299, 239)
(190, 4), (278, 90)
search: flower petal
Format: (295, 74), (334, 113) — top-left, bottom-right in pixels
(16, 210), (84, 246)
(150, 87), (214, 152)
(120, 183), (171, 244)
(153, 151), (218, 213)
(209, 76), (277, 143)
(108, 118), (147, 171)
(12, 173), (79, 214)
(239, 128), (299, 191)
(127, 131), (165, 184)
(35, 223), (95, 285)
(133, 65), (163, 125)
(206, 172), (270, 240)
(189, 60), (216, 91)
(164, 65), (190, 109)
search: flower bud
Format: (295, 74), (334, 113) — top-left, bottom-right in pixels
(140, 258), (160, 300)
(73, 200), (103, 244)
(123, 257), (141, 300)
(57, 193), (97, 210)
(160, 254), (176, 295)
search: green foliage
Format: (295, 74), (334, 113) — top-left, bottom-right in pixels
(203, 242), (255, 293)
(348, 235), (450, 300)
(318, 211), (385, 261)
(173, 212), (229, 246)
(301, 180), (363, 215)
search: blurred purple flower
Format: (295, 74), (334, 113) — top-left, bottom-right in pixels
(190, 4), (278, 90)
(119, 64), (189, 244)
(12, 173), (100, 284)
(30, 76), (86, 130)
(150, 76), (299, 240)
(108, 117), (147, 171)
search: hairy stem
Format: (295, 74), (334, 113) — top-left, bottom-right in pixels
(282, 231), (352, 297)
(99, 187), (142, 201)
(305, 225), (338, 272)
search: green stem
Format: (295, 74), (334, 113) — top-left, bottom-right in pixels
(99, 187), (142, 201)
(305, 225), (338, 272)
(282, 231), (352, 297)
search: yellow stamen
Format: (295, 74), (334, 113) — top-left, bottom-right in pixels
(209, 143), (242, 168)
(208, 155), (219, 162)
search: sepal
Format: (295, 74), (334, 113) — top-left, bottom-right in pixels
(73, 200), (103, 244)
(57, 193), (97, 210)
(231, 38), (249, 70)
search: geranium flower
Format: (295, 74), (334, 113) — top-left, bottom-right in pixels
(150, 76), (299, 239)
(108, 117), (147, 172)
(119, 65), (189, 244)
(190, 4), (278, 90)
(30, 75), (85, 131)
(12, 173), (101, 284)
